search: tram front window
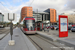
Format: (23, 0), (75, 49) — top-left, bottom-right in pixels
(25, 20), (35, 30)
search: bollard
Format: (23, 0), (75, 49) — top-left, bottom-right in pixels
(8, 40), (15, 45)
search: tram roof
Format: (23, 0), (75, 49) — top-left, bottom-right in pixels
(24, 17), (35, 20)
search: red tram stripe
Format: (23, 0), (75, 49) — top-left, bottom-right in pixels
(24, 18), (35, 20)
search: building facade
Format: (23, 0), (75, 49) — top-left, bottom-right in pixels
(21, 6), (33, 21)
(0, 13), (4, 22)
(62, 13), (75, 23)
(21, 6), (57, 26)
(33, 12), (50, 27)
(33, 12), (49, 22)
(33, 8), (57, 26)
(44, 8), (57, 23)
(33, 14), (42, 22)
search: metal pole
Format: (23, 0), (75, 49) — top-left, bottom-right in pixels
(10, 21), (13, 40)
(8, 13), (14, 40)
(45, 14), (46, 28)
(36, 9), (38, 31)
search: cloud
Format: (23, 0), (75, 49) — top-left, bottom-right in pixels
(12, 0), (22, 3)
(0, 4), (9, 13)
(0, 0), (75, 23)
(25, 0), (68, 14)
(27, 0), (66, 10)
(0, 3), (28, 23)
(26, 0), (75, 14)
(65, 0), (75, 10)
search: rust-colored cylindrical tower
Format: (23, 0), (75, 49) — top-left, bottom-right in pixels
(50, 8), (57, 23)
(21, 6), (33, 21)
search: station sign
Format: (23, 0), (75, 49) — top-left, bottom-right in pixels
(59, 15), (68, 37)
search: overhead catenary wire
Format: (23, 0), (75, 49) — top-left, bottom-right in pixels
(29, 0), (34, 6)
(0, 2), (9, 12)
(0, 2), (5, 7)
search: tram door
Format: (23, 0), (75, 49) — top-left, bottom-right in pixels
(40, 23), (43, 31)
(37, 23), (40, 31)
(37, 23), (43, 31)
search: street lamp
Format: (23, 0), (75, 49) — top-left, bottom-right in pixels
(8, 13), (15, 40)
(8, 13), (15, 46)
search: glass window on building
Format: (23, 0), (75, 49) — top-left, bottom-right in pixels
(0, 13), (4, 22)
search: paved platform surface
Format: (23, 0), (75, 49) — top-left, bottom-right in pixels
(0, 27), (37, 50)
(37, 29), (75, 50)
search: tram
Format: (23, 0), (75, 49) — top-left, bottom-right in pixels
(21, 17), (36, 34)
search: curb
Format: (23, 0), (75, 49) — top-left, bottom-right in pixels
(37, 31), (75, 50)
(57, 39), (75, 50)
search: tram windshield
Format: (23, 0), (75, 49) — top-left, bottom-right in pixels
(26, 20), (35, 27)
(23, 20), (35, 30)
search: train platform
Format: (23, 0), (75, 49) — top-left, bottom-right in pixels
(37, 30), (75, 49)
(0, 27), (37, 50)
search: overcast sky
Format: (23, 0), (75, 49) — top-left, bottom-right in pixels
(0, 0), (75, 24)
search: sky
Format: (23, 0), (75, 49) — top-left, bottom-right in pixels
(0, 0), (75, 24)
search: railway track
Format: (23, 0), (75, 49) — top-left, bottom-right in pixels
(0, 29), (10, 34)
(20, 28), (67, 50)
(0, 28), (10, 40)
(27, 34), (65, 50)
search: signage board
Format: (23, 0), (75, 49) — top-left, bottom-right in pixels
(59, 15), (68, 37)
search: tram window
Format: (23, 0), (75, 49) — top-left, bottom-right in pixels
(23, 26), (25, 28)
(73, 26), (75, 28)
(23, 20), (25, 24)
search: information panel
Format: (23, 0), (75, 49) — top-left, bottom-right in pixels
(60, 18), (67, 32)
(59, 15), (68, 37)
